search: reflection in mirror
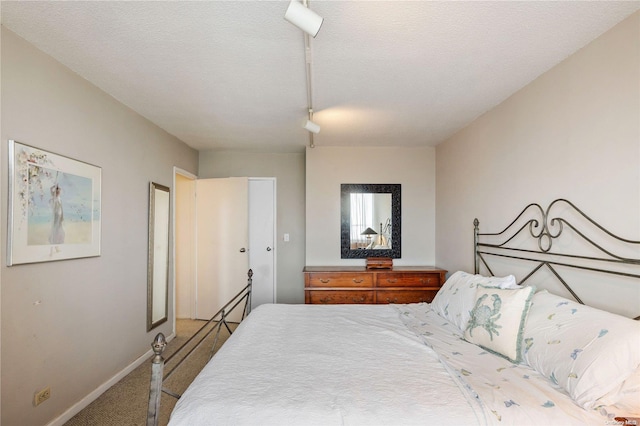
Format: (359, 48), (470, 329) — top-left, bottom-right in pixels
(147, 182), (170, 331)
(349, 193), (392, 249)
(341, 184), (401, 259)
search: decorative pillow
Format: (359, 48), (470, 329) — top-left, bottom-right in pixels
(430, 271), (519, 330)
(463, 285), (534, 363)
(522, 290), (640, 410)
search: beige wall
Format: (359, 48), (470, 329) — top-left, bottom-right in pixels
(306, 146), (437, 267)
(1, 28), (198, 425)
(436, 12), (640, 316)
(198, 150), (306, 303)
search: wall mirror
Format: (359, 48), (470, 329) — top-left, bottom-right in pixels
(147, 182), (170, 331)
(341, 184), (401, 259)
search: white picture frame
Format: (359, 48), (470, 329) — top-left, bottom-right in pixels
(7, 140), (101, 265)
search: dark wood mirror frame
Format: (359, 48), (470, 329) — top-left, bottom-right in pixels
(340, 183), (401, 259)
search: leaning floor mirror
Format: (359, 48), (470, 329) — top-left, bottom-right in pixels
(147, 182), (170, 331)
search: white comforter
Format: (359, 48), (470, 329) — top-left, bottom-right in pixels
(169, 303), (607, 426)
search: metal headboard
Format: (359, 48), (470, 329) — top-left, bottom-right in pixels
(474, 199), (640, 320)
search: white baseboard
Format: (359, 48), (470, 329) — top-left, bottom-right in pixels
(47, 332), (176, 426)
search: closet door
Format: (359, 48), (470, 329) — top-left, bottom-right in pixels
(249, 178), (276, 309)
(195, 177), (248, 320)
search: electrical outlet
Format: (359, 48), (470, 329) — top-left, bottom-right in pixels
(34, 387), (50, 406)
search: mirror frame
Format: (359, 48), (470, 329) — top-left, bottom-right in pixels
(147, 182), (170, 331)
(340, 183), (401, 259)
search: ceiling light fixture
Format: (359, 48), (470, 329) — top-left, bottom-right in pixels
(304, 120), (320, 134)
(305, 111), (320, 134)
(285, 0), (322, 148)
(284, 0), (324, 38)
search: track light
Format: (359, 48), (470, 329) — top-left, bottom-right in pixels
(284, 0), (323, 38)
(304, 119), (320, 134)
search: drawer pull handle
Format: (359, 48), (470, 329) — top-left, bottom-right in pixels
(386, 279), (398, 284)
(352, 278), (364, 283)
(352, 297), (365, 303)
(419, 278), (433, 284)
(319, 297), (331, 303)
(320, 279), (331, 283)
(386, 297), (398, 303)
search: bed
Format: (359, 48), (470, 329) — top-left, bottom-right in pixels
(148, 199), (640, 426)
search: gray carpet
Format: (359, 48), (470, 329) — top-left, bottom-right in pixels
(65, 319), (236, 426)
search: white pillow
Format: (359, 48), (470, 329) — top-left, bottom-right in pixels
(599, 367), (640, 416)
(522, 290), (640, 410)
(464, 285), (535, 363)
(431, 271), (519, 330)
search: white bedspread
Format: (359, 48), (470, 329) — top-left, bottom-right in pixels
(169, 304), (481, 425)
(169, 303), (609, 426)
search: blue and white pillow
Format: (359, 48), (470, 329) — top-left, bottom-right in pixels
(463, 285), (535, 363)
(431, 271), (519, 331)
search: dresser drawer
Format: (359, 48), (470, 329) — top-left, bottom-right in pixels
(376, 272), (441, 288)
(306, 272), (373, 288)
(306, 290), (374, 304)
(303, 266), (447, 305)
(376, 290), (438, 304)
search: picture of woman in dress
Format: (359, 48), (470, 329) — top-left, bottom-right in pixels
(26, 166), (92, 247)
(49, 183), (65, 245)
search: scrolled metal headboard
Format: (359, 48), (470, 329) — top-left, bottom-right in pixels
(474, 199), (640, 320)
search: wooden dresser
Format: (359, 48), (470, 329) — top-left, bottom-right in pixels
(304, 266), (447, 304)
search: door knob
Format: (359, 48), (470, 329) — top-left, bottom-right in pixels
(266, 247), (272, 251)
(239, 248), (246, 253)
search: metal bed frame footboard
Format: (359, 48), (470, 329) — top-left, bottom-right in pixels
(146, 269), (253, 426)
(473, 199), (639, 320)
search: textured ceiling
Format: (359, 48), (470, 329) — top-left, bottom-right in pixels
(2, 1), (639, 153)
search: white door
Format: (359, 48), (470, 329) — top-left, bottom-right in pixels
(195, 177), (249, 320)
(249, 178), (276, 309)
(174, 171), (197, 320)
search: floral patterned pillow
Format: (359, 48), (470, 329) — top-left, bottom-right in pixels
(464, 285), (535, 363)
(522, 290), (640, 410)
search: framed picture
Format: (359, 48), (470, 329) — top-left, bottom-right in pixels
(7, 140), (101, 265)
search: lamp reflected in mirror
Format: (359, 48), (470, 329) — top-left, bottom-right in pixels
(361, 227), (378, 248)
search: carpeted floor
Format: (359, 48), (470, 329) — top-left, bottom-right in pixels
(65, 319), (235, 426)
